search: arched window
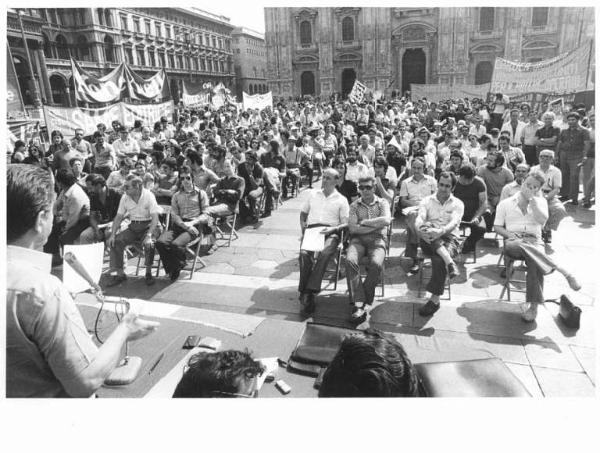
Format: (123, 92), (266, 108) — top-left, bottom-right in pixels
(342, 17), (354, 42)
(531, 7), (548, 27)
(76, 35), (90, 61)
(50, 74), (67, 106)
(300, 21), (312, 46)
(42, 34), (53, 59)
(104, 36), (115, 62)
(56, 35), (70, 60)
(479, 8), (494, 32)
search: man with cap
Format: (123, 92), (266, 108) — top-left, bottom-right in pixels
(556, 111), (591, 204)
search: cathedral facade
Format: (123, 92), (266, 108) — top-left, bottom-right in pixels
(264, 7), (595, 98)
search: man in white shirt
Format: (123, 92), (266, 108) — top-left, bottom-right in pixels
(500, 109), (527, 148)
(112, 127), (140, 162)
(298, 169), (349, 315)
(399, 157), (438, 273)
(106, 175), (161, 286)
(468, 115), (486, 139)
(345, 145), (370, 183)
(521, 111), (543, 165)
(494, 172), (581, 321)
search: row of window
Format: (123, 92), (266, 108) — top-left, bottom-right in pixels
(247, 83), (268, 95)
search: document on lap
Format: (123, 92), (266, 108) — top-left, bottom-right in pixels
(301, 227), (326, 252)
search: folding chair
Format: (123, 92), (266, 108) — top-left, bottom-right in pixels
(213, 202), (239, 247)
(183, 234), (207, 279)
(458, 222), (477, 264)
(499, 257), (527, 301)
(386, 195), (399, 257)
(321, 230), (345, 291)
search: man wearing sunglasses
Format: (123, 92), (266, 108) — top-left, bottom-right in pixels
(345, 176), (391, 324)
(155, 166), (211, 281)
(415, 171), (464, 317)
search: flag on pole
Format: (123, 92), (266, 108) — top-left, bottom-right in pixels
(348, 80), (367, 103)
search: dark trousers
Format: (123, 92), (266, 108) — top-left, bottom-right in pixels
(109, 220), (158, 273)
(504, 237), (556, 303)
(155, 223), (201, 275)
(298, 233), (340, 294)
(419, 236), (458, 296)
(462, 219), (486, 250)
(301, 162), (314, 187)
(523, 145), (538, 166)
(43, 218), (90, 255)
(559, 155), (582, 201)
(94, 166), (112, 180)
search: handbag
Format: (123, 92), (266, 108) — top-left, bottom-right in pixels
(546, 295), (581, 329)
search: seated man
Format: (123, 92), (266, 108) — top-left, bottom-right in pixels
(259, 140), (286, 218)
(398, 157), (437, 273)
(105, 175), (161, 286)
(186, 150), (220, 198)
(477, 150), (514, 231)
(7, 164), (158, 397)
(173, 350), (264, 398)
(345, 176), (391, 324)
(152, 157), (178, 206)
(44, 168), (91, 262)
(373, 156), (397, 204)
(500, 163), (529, 201)
(155, 166), (210, 281)
(237, 150), (265, 223)
(78, 174), (122, 244)
(106, 157), (134, 194)
(415, 171), (464, 317)
(298, 168), (349, 315)
(281, 131), (306, 197)
(531, 149), (567, 243)
(453, 163), (487, 254)
(494, 172), (581, 322)
(318, 329), (421, 397)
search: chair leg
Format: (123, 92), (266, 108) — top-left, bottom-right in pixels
(135, 253), (142, 276)
(417, 259), (424, 298)
(155, 256), (161, 277)
(500, 259), (514, 300)
(333, 250), (341, 291)
(380, 259), (385, 297)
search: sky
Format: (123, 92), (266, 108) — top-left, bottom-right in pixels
(204, 4), (266, 33)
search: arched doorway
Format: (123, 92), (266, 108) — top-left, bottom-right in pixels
(50, 74), (68, 106)
(341, 68), (356, 98)
(402, 48), (426, 94)
(300, 71), (315, 96)
(474, 61), (493, 85)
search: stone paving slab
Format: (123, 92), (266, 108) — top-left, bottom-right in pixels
(505, 363), (544, 397)
(532, 366), (595, 397)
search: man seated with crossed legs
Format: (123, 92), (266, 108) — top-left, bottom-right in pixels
(494, 172), (581, 322)
(415, 171), (464, 317)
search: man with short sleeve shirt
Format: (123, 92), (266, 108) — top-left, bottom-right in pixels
(494, 173), (581, 322)
(106, 175), (161, 286)
(298, 169), (349, 315)
(556, 112), (591, 204)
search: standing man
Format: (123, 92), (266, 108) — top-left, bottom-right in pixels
(298, 169), (349, 315)
(345, 176), (391, 324)
(521, 111), (543, 166)
(535, 111), (560, 157)
(500, 109), (526, 148)
(7, 164), (158, 397)
(105, 175), (161, 286)
(494, 173), (581, 322)
(415, 172), (464, 317)
(556, 112), (591, 205)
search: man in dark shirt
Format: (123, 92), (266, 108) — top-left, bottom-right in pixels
(207, 159), (245, 218)
(535, 111), (560, 156)
(556, 112), (591, 204)
(237, 150), (264, 222)
(259, 140), (286, 217)
(452, 164), (488, 254)
(78, 174), (122, 244)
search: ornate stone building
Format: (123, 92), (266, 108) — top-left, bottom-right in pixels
(7, 7), (235, 109)
(231, 27), (268, 100)
(264, 7), (595, 98)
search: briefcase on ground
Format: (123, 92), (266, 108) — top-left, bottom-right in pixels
(287, 322), (358, 377)
(546, 295), (581, 330)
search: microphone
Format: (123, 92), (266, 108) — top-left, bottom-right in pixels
(64, 251), (142, 386)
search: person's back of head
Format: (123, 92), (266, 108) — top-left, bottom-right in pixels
(173, 350), (264, 398)
(318, 329), (421, 397)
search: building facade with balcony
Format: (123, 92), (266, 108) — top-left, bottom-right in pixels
(264, 7), (595, 98)
(7, 7), (235, 108)
(231, 27), (267, 100)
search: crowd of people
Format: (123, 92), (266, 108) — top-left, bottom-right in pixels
(6, 90), (595, 397)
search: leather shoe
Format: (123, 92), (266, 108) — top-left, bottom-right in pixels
(447, 262), (459, 279)
(350, 304), (367, 324)
(169, 268), (181, 282)
(145, 274), (155, 286)
(408, 260), (420, 275)
(300, 292), (316, 315)
(418, 299), (440, 317)
(106, 274), (127, 287)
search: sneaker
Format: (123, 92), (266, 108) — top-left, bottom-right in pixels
(566, 274), (582, 291)
(447, 262), (459, 279)
(106, 274), (127, 287)
(418, 299), (440, 317)
(145, 274), (155, 286)
(521, 302), (538, 322)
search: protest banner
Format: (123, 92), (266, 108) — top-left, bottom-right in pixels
(242, 91), (273, 111)
(410, 83), (491, 101)
(211, 92), (226, 109)
(43, 101), (174, 137)
(182, 80), (211, 108)
(71, 58), (126, 104)
(490, 40), (593, 96)
(348, 80), (367, 103)
(124, 66), (171, 102)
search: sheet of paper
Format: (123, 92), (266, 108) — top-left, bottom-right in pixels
(300, 227), (326, 252)
(63, 243), (104, 294)
(402, 205), (420, 215)
(256, 357), (279, 390)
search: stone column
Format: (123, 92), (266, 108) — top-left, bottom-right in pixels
(35, 48), (52, 105)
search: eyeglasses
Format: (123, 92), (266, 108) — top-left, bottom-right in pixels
(180, 175), (192, 181)
(358, 185), (374, 190)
